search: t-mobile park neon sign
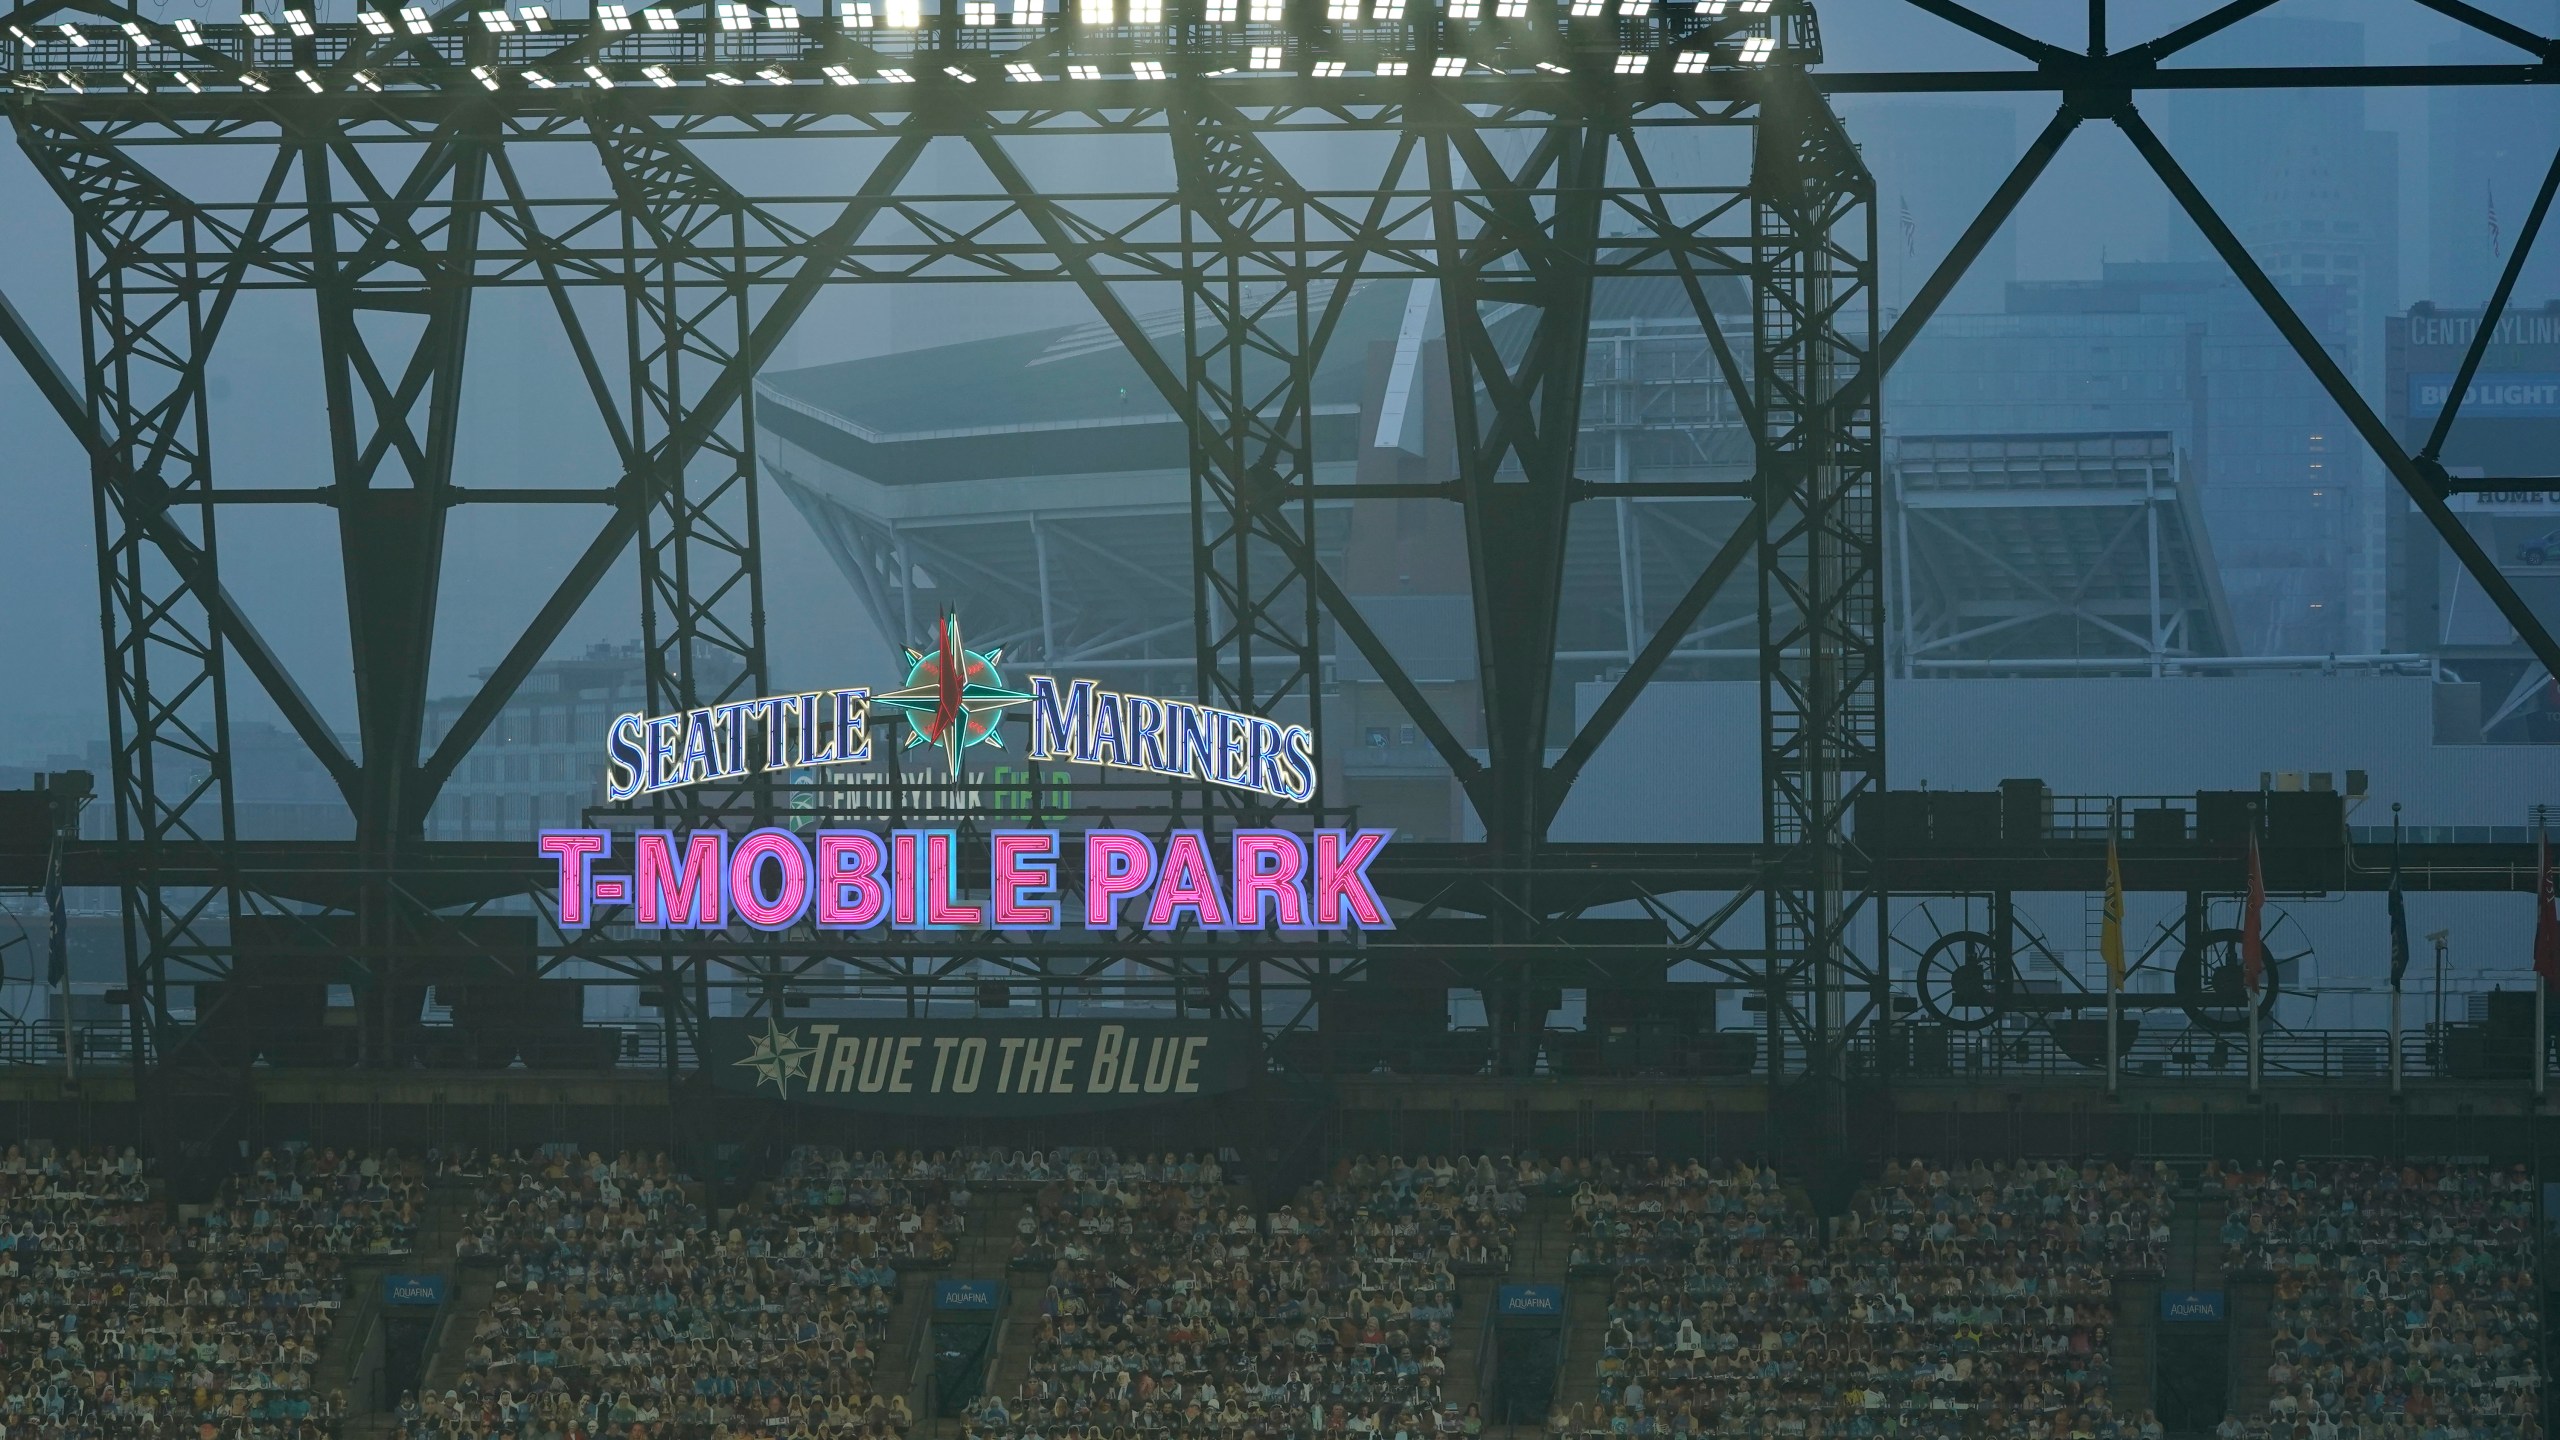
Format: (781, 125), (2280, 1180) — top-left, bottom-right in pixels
(536, 827), (1393, 933)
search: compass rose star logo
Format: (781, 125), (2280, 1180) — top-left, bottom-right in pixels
(871, 611), (1034, 778)
(734, 1020), (823, 1097)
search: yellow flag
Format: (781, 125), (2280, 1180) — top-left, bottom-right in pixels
(2101, 831), (2126, 992)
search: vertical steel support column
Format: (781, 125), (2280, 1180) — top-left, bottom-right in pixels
(17, 114), (264, 1126)
(1752, 77), (1884, 1160)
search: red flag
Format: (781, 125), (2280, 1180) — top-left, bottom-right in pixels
(2535, 832), (2560, 992)
(2242, 830), (2266, 995)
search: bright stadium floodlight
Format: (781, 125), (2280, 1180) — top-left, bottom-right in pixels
(1127, 0), (1161, 21)
(1374, 57), (1405, 73)
(469, 61), (498, 84)
(598, 5), (633, 28)
(520, 66), (554, 84)
(1671, 48), (1704, 72)
(476, 10), (516, 31)
(1533, 58), (1564, 70)
(642, 62), (674, 82)
(239, 68), (271, 88)
(885, 0), (921, 27)
(1373, 0), (1402, 16)
(401, 7), (433, 31)
(706, 67), (741, 81)
(1067, 61), (1096, 77)
(352, 67), (381, 88)
(1078, 0), (1108, 22)
(877, 65), (913, 79)
(766, 6), (801, 28)
(282, 9), (315, 34)
(963, 0), (995, 24)
(54, 19), (87, 43)
(1496, 0), (1524, 18)
(1129, 58), (1162, 77)
(239, 12), (276, 36)
(1311, 58), (1342, 75)
(716, 3), (752, 28)
(1567, 0), (1600, 15)
(1247, 42), (1280, 66)
(943, 63), (976, 79)
(1432, 53), (1465, 73)
(121, 21), (153, 46)
(359, 10), (394, 34)
(55, 70), (82, 90)
(583, 61), (613, 84)
(757, 64), (789, 81)
(1736, 0), (1769, 10)
(1443, 0), (1478, 18)
(1010, 0), (1042, 21)
(173, 17), (203, 41)
(646, 6), (682, 27)
(292, 65), (322, 88)
(120, 69), (148, 91)
(1248, 0), (1279, 19)
(1697, 0), (1725, 10)
(172, 69), (201, 90)
(519, 6), (550, 29)
(1004, 60), (1040, 79)
(822, 61), (855, 81)
(1324, 0), (1352, 18)
(1611, 51), (1641, 72)
(1736, 32), (1772, 60)
(1204, 0), (1234, 19)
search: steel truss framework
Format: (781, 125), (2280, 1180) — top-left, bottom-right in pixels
(8, 0), (2560, 1165)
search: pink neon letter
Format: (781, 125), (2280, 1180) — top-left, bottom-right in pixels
(1231, 831), (1308, 928)
(634, 830), (727, 929)
(891, 832), (921, 927)
(539, 831), (607, 928)
(731, 829), (811, 931)
(1084, 831), (1157, 929)
(992, 832), (1060, 928)
(1313, 828), (1393, 928)
(1146, 831), (1229, 929)
(923, 832), (984, 927)
(815, 831), (886, 928)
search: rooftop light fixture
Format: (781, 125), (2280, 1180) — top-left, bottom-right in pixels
(1129, 58), (1163, 77)
(239, 13), (276, 36)
(401, 7), (433, 31)
(281, 9), (315, 36)
(643, 62), (675, 83)
(583, 61), (613, 84)
(359, 11), (395, 34)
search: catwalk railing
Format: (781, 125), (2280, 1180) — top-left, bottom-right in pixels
(0, 1018), (2540, 1085)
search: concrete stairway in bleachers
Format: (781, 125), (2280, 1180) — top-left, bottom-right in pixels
(1442, 1279), (1493, 1420)
(418, 1270), (498, 1399)
(2227, 1275), (2276, 1420)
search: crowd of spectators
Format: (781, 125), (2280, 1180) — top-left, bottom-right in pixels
(1569, 1157), (2171, 1440)
(964, 1153), (1476, 1440)
(414, 1147), (921, 1440)
(1307, 1156), (1524, 1275)
(2215, 1161), (2542, 1440)
(0, 1144), (359, 1439)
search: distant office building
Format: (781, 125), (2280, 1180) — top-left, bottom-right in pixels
(1892, 263), (2369, 658)
(2385, 301), (2560, 742)
(423, 643), (652, 838)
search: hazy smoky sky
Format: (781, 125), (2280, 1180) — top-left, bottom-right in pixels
(0, 0), (2553, 759)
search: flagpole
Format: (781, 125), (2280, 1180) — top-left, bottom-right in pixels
(2390, 805), (2405, 1098)
(2389, 983), (2403, 1096)
(2105, 801), (2120, 1097)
